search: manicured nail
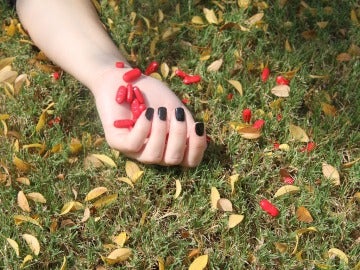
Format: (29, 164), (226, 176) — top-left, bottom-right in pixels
(175, 107), (185, 121)
(145, 108), (154, 120)
(195, 122), (204, 136)
(158, 107), (167, 121)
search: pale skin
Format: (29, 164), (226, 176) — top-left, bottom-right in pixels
(16, 0), (207, 167)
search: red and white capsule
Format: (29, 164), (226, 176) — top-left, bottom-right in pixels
(260, 199), (279, 217)
(123, 68), (142, 83)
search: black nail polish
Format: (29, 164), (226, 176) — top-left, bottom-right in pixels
(158, 107), (167, 121)
(195, 122), (204, 136)
(175, 107), (185, 121)
(145, 108), (154, 120)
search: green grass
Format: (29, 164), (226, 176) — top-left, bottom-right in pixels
(1, 0), (359, 269)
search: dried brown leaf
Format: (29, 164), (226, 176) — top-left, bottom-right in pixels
(174, 179), (182, 199)
(336, 53), (352, 62)
(322, 163), (340, 186)
(238, 127), (261, 139)
(207, 58), (223, 72)
(289, 124), (309, 142)
(296, 206), (313, 223)
(217, 198), (233, 212)
(22, 234), (40, 256)
(246, 13), (264, 25)
(271, 85), (290, 97)
(18, 190), (31, 212)
(26, 192), (46, 204)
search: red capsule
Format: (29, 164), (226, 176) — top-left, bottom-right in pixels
(115, 85), (127, 104)
(261, 67), (270, 82)
(276, 113), (282, 122)
(133, 86), (145, 104)
(242, 108), (252, 123)
(123, 68), (142, 83)
(260, 199), (279, 217)
(276, 75), (290, 85)
(273, 142), (280, 150)
(253, 119), (265, 129)
(131, 98), (141, 119)
(175, 69), (187, 79)
(114, 119), (135, 128)
(144, 61), (159, 76)
(300, 141), (316, 153)
(138, 103), (147, 113)
(283, 176), (295, 185)
(183, 75), (201, 85)
(127, 84), (134, 103)
(227, 93), (234, 100)
(115, 61), (125, 68)
(182, 98), (190, 105)
(52, 72), (60, 80)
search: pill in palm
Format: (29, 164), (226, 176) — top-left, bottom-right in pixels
(123, 68), (142, 83)
(126, 84), (134, 103)
(133, 86), (145, 104)
(113, 119), (135, 128)
(115, 85), (127, 104)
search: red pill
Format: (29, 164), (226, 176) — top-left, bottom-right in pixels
(127, 84), (134, 103)
(242, 108), (252, 123)
(300, 141), (316, 153)
(133, 86), (145, 104)
(182, 98), (190, 105)
(276, 75), (290, 85)
(227, 93), (234, 100)
(283, 176), (295, 185)
(260, 199), (279, 217)
(52, 72), (60, 80)
(138, 103), (147, 113)
(131, 99), (142, 120)
(115, 61), (125, 68)
(253, 119), (265, 129)
(183, 75), (201, 85)
(123, 68), (142, 83)
(114, 119), (135, 128)
(175, 69), (187, 79)
(115, 85), (127, 104)
(261, 67), (270, 82)
(144, 61), (159, 76)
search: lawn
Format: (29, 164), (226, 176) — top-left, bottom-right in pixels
(1, 0), (359, 269)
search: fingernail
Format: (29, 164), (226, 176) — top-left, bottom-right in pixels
(195, 122), (204, 136)
(158, 107), (167, 121)
(175, 107), (185, 121)
(145, 108), (154, 120)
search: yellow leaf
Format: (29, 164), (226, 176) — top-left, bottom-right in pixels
(246, 13), (264, 25)
(207, 58), (223, 72)
(210, 187), (220, 210)
(14, 74), (28, 94)
(116, 177), (134, 188)
(84, 187), (108, 202)
(322, 163), (340, 186)
(228, 214), (244, 228)
(91, 0), (101, 13)
(158, 9), (164, 23)
(112, 232), (127, 247)
(191, 16), (205, 25)
(289, 124), (309, 142)
(59, 201), (75, 215)
(342, 157), (360, 168)
(14, 215), (42, 227)
(60, 256), (67, 270)
(18, 191), (31, 212)
(22, 234), (40, 256)
(189, 254), (208, 270)
(69, 138), (82, 155)
(80, 207), (91, 223)
(296, 206), (313, 223)
(279, 144), (290, 151)
(6, 238), (20, 257)
(174, 179), (182, 199)
(238, 0), (250, 9)
(203, 8), (218, 24)
(316, 21), (328, 29)
(271, 85), (290, 97)
(348, 44), (360, 57)
(350, 9), (359, 25)
(91, 154), (117, 167)
(328, 248), (348, 264)
(20, 254), (33, 268)
(285, 39), (292, 52)
(229, 174), (240, 194)
(13, 156), (31, 173)
(274, 242), (288, 253)
(0, 57), (15, 70)
(103, 248), (132, 265)
(217, 198), (233, 212)
(273, 185), (300, 198)
(321, 102), (336, 116)
(0, 114), (10, 120)
(149, 72), (162, 81)
(35, 111), (46, 132)
(227, 80), (243, 96)
(26, 192), (46, 204)
(158, 257), (165, 270)
(238, 127), (261, 139)
(160, 63), (170, 78)
(125, 161), (144, 183)
(292, 227), (318, 254)
(93, 194), (118, 209)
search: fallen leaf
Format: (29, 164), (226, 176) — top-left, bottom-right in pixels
(238, 127), (261, 139)
(207, 58), (223, 72)
(189, 254), (209, 270)
(342, 157), (360, 168)
(246, 13), (264, 25)
(350, 9), (359, 25)
(328, 248), (348, 264)
(203, 8), (219, 24)
(20, 254), (33, 268)
(274, 185), (300, 198)
(274, 242), (288, 253)
(13, 156), (31, 172)
(160, 63), (170, 78)
(321, 102), (336, 116)
(316, 21), (328, 28)
(348, 44), (360, 56)
(26, 192), (46, 204)
(22, 234), (40, 256)
(93, 194), (118, 209)
(84, 187), (108, 202)
(125, 161), (144, 183)
(285, 39), (292, 52)
(191, 16), (205, 25)
(229, 174), (240, 194)
(112, 232), (127, 247)
(217, 198), (233, 212)
(188, 248), (201, 259)
(174, 179), (182, 199)
(228, 214), (244, 228)
(14, 215), (42, 227)
(35, 111), (47, 132)
(59, 201), (75, 215)
(158, 257), (165, 270)
(271, 85), (290, 97)
(336, 53), (352, 62)
(292, 227), (318, 254)
(80, 207), (91, 223)
(18, 191), (31, 212)
(227, 80), (243, 96)
(6, 238), (20, 257)
(102, 248), (132, 265)
(296, 206), (313, 223)
(289, 124), (309, 142)
(322, 163), (340, 186)
(116, 177), (134, 188)
(238, 0), (250, 9)
(210, 187), (220, 210)
(60, 256), (67, 270)
(91, 154), (117, 167)
(279, 144), (290, 151)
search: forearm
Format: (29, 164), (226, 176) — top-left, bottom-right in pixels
(16, 0), (128, 89)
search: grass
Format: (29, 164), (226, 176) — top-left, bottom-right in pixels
(1, 0), (359, 269)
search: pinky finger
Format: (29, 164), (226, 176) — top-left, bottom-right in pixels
(181, 122), (207, 167)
